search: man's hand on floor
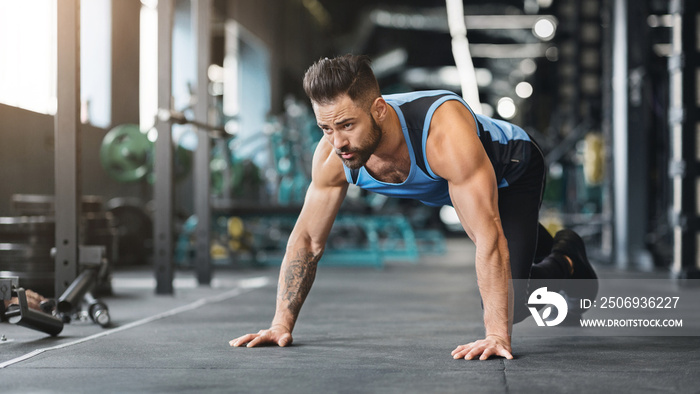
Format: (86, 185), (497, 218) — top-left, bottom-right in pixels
(229, 324), (293, 348)
(451, 335), (514, 360)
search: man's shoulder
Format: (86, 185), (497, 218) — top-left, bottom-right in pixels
(311, 138), (348, 187)
(383, 90), (459, 105)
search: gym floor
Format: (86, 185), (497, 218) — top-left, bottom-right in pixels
(1, 239), (699, 393)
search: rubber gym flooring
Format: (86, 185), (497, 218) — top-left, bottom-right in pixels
(1, 239), (699, 393)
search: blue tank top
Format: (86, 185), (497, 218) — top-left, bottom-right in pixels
(343, 90), (532, 207)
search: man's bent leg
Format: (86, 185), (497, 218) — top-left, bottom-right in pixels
(498, 191), (539, 324)
(497, 143), (548, 323)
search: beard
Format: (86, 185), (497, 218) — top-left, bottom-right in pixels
(337, 116), (383, 170)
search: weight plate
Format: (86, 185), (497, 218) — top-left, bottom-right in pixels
(10, 194), (104, 215)
(0, 217), (55, 240)
(100, 124), (152, 182)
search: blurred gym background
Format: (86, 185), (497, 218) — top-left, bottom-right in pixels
(0, 0), (697, 299)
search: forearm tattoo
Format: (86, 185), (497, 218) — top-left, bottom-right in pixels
(280, 249), (320, 317)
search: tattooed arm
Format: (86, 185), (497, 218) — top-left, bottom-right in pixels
(230, 138), (348, 348)
(275, 249), (320, 325)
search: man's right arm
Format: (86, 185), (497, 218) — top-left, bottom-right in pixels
(230, 139), (348, 347)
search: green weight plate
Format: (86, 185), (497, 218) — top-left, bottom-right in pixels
(100, 124), (152, 182)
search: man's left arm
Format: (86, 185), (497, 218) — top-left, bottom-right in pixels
(426, 101), (514, 360)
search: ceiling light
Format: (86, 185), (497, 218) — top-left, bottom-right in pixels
(519, 59), (537, 75)
(497, 97), (517, 119)
(515, 82), (533, 98)
(533, 17), (557, 41)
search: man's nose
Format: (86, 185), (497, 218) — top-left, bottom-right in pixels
(332, 134), (348, 150)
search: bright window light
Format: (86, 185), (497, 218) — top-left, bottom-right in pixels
(81, 0), (112, 128)
(223, 20), (240, 117)
(140, 3), (158, 130)
(0, 1), (57, 115)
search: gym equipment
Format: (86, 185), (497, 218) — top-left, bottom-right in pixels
(210, 142), (263, 199)
(414, 229), (447, 255)
(83, 292), (110, 327)
(157, 108), (227, 138)
(175, 215), (256, 267)
(11, 194), (104, 216)
(82, 211), (118, 269)
(175, 215), (199, 266)
(267, 99), (321, 206)
(175, 212), (432, 268)
(10, 194), (54, 216)
(57, 265), (99, 314)
(1, 276), (64, 336)
(583, 132), (604, 186)
(147, 143), (193, 184)
(1, 247), (110, 337)
(100, 124), (152, 182)
(4, 195), (116, 296)
(373, 216), (419, 262)
(99, 124), (193, 184)
(323, 216), (382, 267)
(53, 245), (111, 326)
(0, 216), (56, 296)
(106, 197), (153, 266)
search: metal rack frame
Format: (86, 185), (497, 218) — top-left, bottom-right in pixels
(193, 0), (212, 286)
(54, 0), (81, 296)
(669, 0), (700, 279)
(154, 0), (175, 294)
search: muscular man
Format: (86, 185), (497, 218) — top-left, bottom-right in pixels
(230, 54), (597, 360)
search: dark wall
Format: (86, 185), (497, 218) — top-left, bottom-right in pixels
(0, 104), (149, 216)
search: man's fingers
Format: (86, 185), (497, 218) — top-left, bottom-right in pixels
(498, 347), (514, 360)
(479, 348), (494, 360)
(230, 333), (256, 347)
(471, 344), (513, 361)
(453, 349), (468, 359)
(451, 341), (513, 361)
(479, 345), (513, 360)
(451, 343), (474, 356)
(246, 336), (265, 348)
(465, 347), (483, 360)
(231, 327), (293, 348)
(452, 343), (480, 360)
(229, 335), (248, 347)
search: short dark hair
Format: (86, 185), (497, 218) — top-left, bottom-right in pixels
(302, 54), (381, 111)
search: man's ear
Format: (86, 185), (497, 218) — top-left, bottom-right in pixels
(371, 97), (388, 121)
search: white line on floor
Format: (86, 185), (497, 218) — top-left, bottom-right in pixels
(0, 276), (270, 369)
